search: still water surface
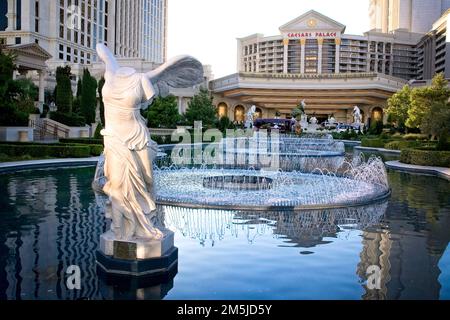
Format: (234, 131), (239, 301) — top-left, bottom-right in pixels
(0, 164), (449, 300)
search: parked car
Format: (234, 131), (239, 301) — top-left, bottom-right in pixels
(322, 120), (339, 130)
(254, 118), (294, 133)
(335, 124), (359, 132)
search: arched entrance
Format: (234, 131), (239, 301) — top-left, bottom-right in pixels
(371, 107), (383, 122)
(234, 105), (245, 122)
(254, 107), (262, 119)
(217, 102), (228, 118)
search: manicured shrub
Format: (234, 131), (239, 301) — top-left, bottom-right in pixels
(93, 123), (103, 140)
(403, 133), (429, 141)
(60, 138), (104, 145)
(384, 140), (421, 150)
(361, 138), (389, 148)
(0, 144), (90, 158)
(88, 145), (104, 156)
(400, 149), (450, 167)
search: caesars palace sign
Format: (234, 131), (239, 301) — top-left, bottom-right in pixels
(286, 31), (338, 39)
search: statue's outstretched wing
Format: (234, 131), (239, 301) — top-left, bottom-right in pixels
(146, 56), (204, 97)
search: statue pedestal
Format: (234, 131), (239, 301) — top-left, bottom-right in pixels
(96, 230), (178, 278)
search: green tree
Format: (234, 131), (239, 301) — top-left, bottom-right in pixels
(291, 107), (303, 120)
(183, 88), (217, 127)
(13, 78), (39, 114)
(80, 68), (98, 124)
(55, 65), (73, 113)
(215, 116), (235, 132)
(407, 73), (450, 131)
(72, 79), (82, 114)
(98, 77), (105, 126)
(386, 84), (411, 132)
(406, 73), (450, 145)
(0, 50), (33, 126)
(0, 50), (15, 89)
(146, 95), (181, 128)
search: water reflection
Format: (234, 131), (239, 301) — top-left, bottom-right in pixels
(163, 204), (386, 248)
(0, 167), (449, 299)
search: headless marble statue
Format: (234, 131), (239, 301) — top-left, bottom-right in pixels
(96, 44), (203, 241)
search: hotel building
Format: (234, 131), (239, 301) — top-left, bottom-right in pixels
(0, 0), (168, 69)
(0, 0), (168, 113)
(211, 5), (450, 126)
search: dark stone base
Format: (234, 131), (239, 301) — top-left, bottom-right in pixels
(96, 246), (178, 279)
(97, 264), (177, 300)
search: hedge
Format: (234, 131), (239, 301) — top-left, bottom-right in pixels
(403, 134), (429, 141)
(0, 144), (91, 158)
(384, 140), (421, 151)
(400, 149), (450, 167)
(361, 138), (390, 148)
(0, 141), (103, 156)
(88, 145), (103, 156)
(60, 138), (104, 145)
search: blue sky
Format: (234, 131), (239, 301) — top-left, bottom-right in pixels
(168, 0), (370, 78)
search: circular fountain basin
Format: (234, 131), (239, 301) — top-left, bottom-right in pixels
(203, 175), (273, 191)
(154, 168), (390, 211)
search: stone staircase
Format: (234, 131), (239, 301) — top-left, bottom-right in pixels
(29, 117), (70, 142)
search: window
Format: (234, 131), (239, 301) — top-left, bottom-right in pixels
(15, 37), (21, 44)
(16, 0), (22, 30)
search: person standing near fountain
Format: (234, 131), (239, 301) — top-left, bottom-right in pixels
(96, 43), (203, 241)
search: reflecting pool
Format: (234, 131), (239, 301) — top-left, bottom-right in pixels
(0, 165), (450, 300)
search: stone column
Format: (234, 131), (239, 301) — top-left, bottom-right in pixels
(300, 38), (306, 74)
(38, 70), (45, 113)
(6, 0), (16, 31)
(283, 38), (289, 74)
(317, 38), (323, 74)
(335, 38), (341, 74)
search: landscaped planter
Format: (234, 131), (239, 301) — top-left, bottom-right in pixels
(400, 149), (450, 168)
(0, 127), (34, 142)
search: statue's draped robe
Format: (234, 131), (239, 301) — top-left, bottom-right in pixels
(101, 67), (159, 240)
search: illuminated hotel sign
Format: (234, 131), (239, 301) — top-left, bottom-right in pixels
(287, 31), (338, 38)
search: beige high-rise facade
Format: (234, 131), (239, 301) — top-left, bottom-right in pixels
(237, 10), (421, 81)
(369, 0), (450, 34)
(0, 0), (169, 76)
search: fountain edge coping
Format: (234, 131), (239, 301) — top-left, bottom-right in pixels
(385, 161), (450, 180)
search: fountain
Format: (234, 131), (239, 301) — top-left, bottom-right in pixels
(150, 156), (389, 211)
(219, 132), (346, 171)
